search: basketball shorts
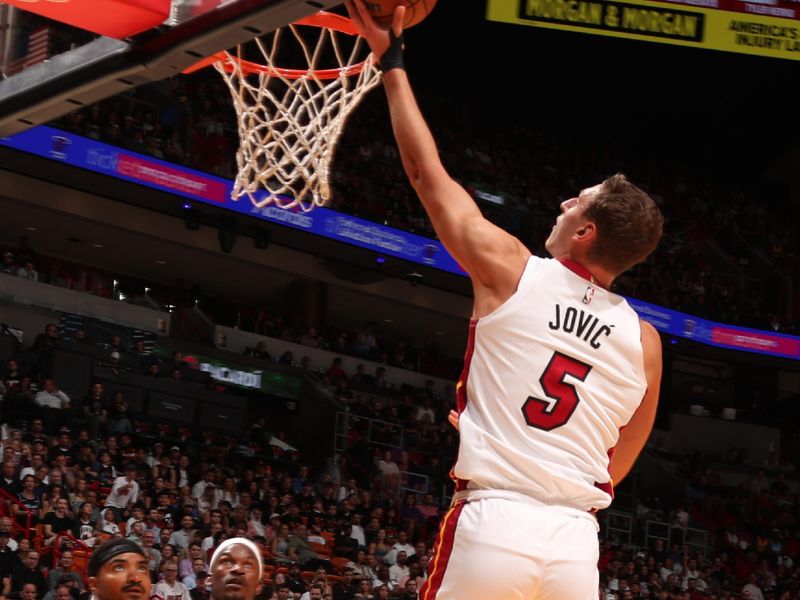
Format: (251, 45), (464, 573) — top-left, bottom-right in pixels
(419, 491), (600, 600)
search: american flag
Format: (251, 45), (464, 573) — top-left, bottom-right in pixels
(4, 26), (50, 75)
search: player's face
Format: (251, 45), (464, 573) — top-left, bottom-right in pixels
(209, 544), (261, 600)
(545, 185), (598, 259)
(88, 552), (151, 600)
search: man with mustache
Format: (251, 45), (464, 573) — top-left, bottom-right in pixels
(87, 538), (151, 600)
(207, 539), (262, 600)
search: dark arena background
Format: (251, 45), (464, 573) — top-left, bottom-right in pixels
(0, 1), (798, 599)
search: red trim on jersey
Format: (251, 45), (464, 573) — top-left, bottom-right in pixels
(449, 467), (468, 492)
(456, 319), (478, 414)
(419, 501), (465, 600)
(450, 319), (478, 492)
(594, 424), (628, 505)
(557, 257), (605, 289)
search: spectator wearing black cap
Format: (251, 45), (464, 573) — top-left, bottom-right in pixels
(155, 491), (178, 530)
(333, 523), (359, 561)
(285, 562), (306, 597)
(86, 538), (151, 600)
(48, 431), (74, 465)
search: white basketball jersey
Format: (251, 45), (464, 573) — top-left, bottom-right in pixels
(453, 256), (648, 512)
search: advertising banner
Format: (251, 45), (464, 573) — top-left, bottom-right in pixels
(487, 0), (800, 60)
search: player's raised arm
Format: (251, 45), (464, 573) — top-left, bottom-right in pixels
(345, 1), (529, 297)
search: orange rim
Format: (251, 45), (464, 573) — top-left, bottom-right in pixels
(182, 11), (369, 79)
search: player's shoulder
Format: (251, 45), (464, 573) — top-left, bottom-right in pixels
(639, 319), (660, 346)
(639, 319), (662, 369)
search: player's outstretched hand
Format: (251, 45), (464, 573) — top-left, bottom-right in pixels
(448, 410), (460, 432)
(345, 0), (406, 61)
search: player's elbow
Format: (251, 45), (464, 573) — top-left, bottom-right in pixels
(406, 159), (447, 193)
(406, 163), (432, 194)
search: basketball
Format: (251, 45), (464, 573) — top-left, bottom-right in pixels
(365, 0), (438, 29)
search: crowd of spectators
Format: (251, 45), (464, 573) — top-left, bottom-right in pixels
(0, 309), (459, 600)
(4, 318), (800, 599)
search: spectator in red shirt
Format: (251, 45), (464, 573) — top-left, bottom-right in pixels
(325, 358), (348, 385)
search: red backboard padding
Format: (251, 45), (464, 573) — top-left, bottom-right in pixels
(4, 0), (171, 39)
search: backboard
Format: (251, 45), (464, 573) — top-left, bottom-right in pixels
(0, 0), (346, 136)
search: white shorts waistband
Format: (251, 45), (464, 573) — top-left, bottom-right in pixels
(452, 488), (600, 529)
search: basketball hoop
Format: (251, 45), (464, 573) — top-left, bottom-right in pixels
(184, 12), (380, 212)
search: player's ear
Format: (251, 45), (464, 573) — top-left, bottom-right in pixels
(87, 577), (97, 594)
(575, 222), (596, 241)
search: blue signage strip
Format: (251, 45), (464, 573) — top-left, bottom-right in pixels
(627, 299), (799, 361)
(2, 126), (798, 360)
(0, 126), (465, 276)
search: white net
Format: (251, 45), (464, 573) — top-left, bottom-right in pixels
(213, 16), (381, 211)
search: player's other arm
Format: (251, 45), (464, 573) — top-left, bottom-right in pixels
(345, 1), (529, 293)
(608, 321), (662, 485)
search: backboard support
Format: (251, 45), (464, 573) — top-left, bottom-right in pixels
(0, 0), (344, 137)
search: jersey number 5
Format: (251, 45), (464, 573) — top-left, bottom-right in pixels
(522, 351), (592, 431)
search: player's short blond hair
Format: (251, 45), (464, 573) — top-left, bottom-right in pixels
(583, 173), (663, 274)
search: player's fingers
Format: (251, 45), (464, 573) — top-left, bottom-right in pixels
(344, 1), (365, 31)
(391, 4), (407, 36)
(448, 410), (460, 431)
(351, 0), (376, 31)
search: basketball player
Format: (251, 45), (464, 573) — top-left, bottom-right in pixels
(206, 539), (262, 600)
(345, 2), (664, 599)
(87, 538), (151, 600)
